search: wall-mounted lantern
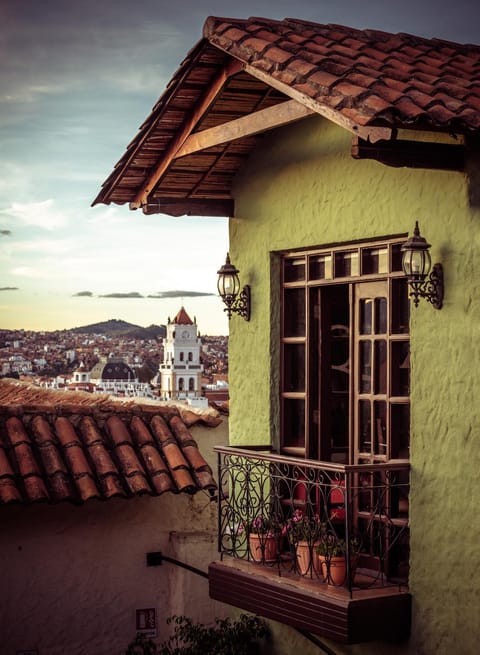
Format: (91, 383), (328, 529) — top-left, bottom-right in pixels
(217, 253), (251, 321)
(401, 221), (444, 309)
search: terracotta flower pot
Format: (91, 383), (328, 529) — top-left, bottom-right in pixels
(318, 554), (358, 586)
(249, 533), (277, 563)
(296, 540), (320, 576)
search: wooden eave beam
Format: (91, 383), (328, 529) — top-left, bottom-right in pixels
(173, 99), (315, 158)
(351, 136), (465, 170)
(141, 198), (234, 217)
(130, 58), (244, 210)
(244, 64), (392, 144)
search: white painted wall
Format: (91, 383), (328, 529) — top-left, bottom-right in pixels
(0, 420), (229, 655)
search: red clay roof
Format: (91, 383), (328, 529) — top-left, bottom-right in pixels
(93, 17), (480, 214)
(0, 380), (219, 506)
(173, 306), (194, 325)
(204, 17), (480, 132)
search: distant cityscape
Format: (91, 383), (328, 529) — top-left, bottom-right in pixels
(0, 317), (228, 405)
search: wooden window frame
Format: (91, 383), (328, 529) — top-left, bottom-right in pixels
(280, 236), (409, 465)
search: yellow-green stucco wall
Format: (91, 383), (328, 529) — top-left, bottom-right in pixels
(227, 115), (480, 655)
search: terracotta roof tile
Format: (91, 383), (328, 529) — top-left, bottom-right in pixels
(0, 380), (218, 506)
(427, 103), (461, 124)
(361, 46), (391, 63)
(372, 83), (405, 104)
(275, 68), (298, 87)
(360, 94), (392, 114)
(356, 57), (384, 73)
(203, 16), (480, 133)
(464, 96), (480, 111)
(264, 44), (295, 66)
(173, 306), (194, 325)
(307, 68), (338, 90)
(331, 81), (367, 100)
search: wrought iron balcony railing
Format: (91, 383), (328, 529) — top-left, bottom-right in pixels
(215, 446), (409, 594)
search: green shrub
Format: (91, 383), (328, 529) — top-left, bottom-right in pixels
(126, 633), (158, 655)
(127, 614), (269, 655)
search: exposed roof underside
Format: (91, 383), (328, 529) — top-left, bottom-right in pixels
(93, 16), (480, 217)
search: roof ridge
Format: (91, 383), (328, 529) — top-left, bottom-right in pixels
(285, 18), (480, 53)
(203, 15), (286, 38)
(0, 379), (220, 421)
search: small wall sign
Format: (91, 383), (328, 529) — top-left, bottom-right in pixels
(136, 608), (157, 638)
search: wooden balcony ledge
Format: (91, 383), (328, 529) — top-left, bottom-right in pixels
(209, 557), (411, 645)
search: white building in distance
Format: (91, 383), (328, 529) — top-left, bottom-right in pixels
(158, 307), (205, 406)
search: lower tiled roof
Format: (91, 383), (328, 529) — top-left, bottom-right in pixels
(0, 380), (219, 505)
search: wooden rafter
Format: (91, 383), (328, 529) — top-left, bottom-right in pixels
(173, 99), (315, 159)
(244, 64), (392, 144)
(129, 58), (244, 210)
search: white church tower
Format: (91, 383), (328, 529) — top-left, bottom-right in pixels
(159, 307), (204, 403)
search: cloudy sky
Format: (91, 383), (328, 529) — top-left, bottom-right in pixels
(1, 0), (479, 334)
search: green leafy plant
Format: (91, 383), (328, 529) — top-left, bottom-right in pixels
(156, 613), (269, 655)
(126, 633), (158, 655)
(316, 533), (360, 557)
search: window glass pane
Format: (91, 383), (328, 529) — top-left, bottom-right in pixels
(283, 288), (305, 337)
(335, 251), (359, 277)
(283, 399), (305, 448)
(391, 341), (410, 396)
(283, 344), (305, 392)
(391, 404), (410, 459)
(392, 279), (410, 334)
(374, 340), (387, 394)
(284, 258), (305, 282)
(359, 341), (371, 393)
(360, 299), (373, 334)
(362, 247), (388, 275)
(374, 401), (387, 455)
(391, 243), (404, 272)
(375, 298), (387, 334)
(359, 400), (371, 453)
(331, 329), (349, 368)
(309, 254), (333, 280)
(330, 395), (349, 460)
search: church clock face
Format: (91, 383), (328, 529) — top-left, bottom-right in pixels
(181, 330), (189, 338)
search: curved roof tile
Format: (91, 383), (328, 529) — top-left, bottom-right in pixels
(0, 380), (218, 506)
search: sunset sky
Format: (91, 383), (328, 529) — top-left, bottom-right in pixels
(1, 0), (479, 334)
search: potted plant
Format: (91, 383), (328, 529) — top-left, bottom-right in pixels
(284, 509), (325, 576)
(317, 533), (359, 586)
(247, 514), (278, 563)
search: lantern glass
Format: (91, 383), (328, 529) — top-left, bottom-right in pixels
(218, 271), (241, 298)
(402, 248), (431, 279)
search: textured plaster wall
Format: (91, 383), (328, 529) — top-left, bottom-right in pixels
(0, 420), (229, 655)
(228, 116), (480, 655)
